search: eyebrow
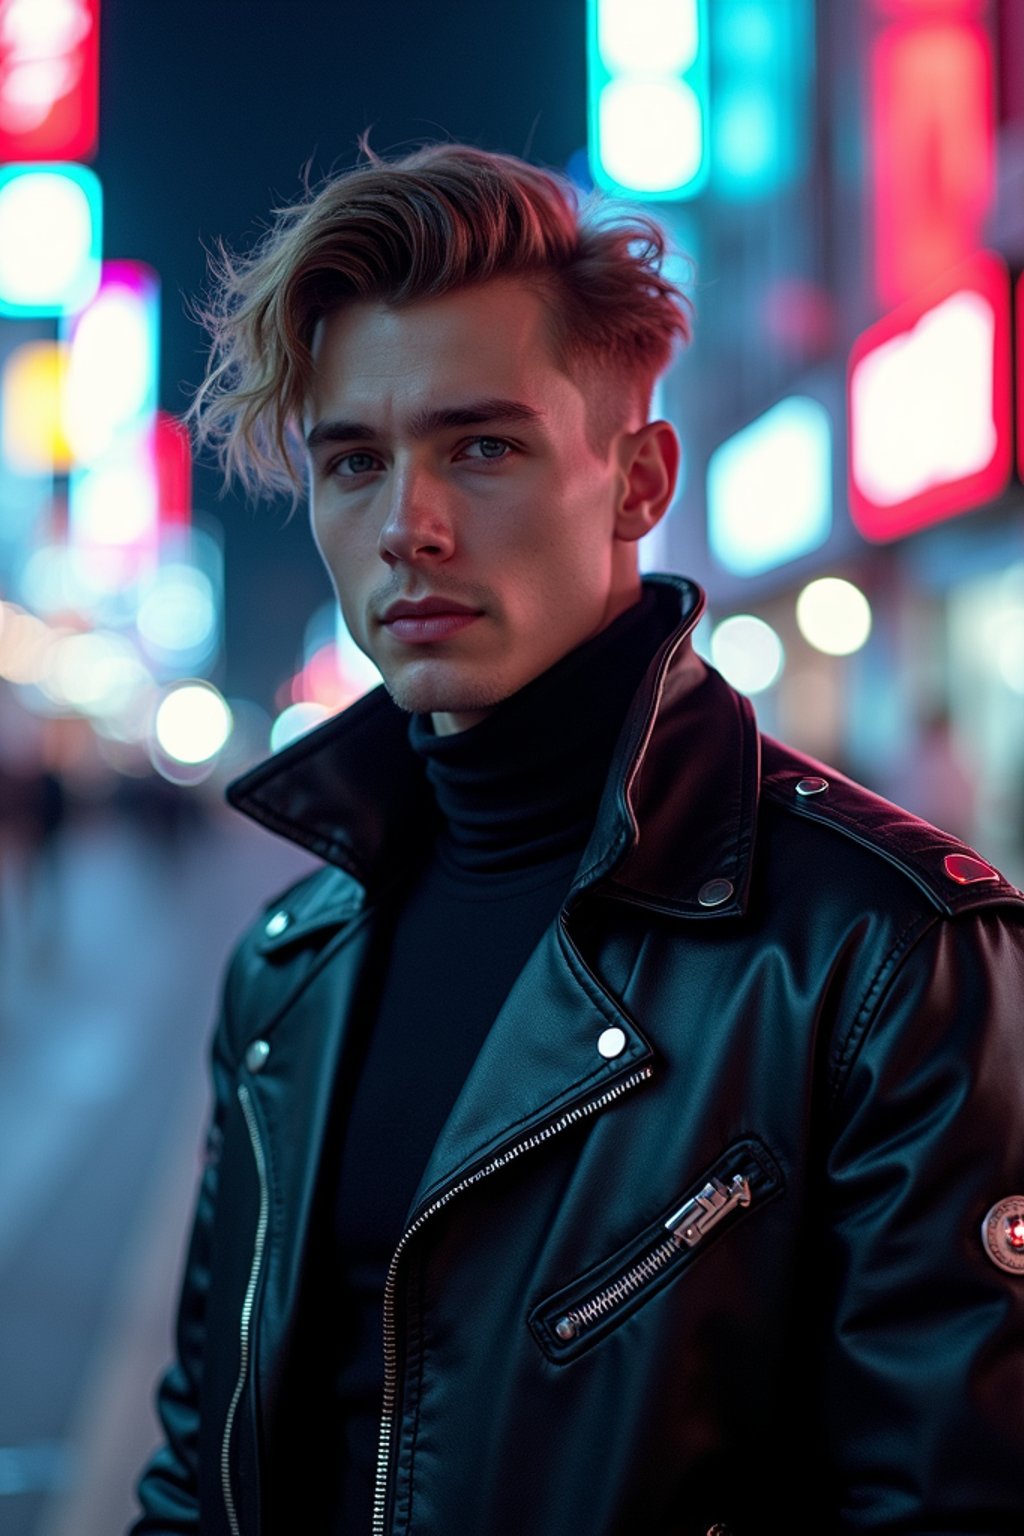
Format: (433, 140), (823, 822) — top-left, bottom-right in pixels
(304, 397), (545, 453)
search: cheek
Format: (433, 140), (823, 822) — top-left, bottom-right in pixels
(312, 503), (369, 572)
(309, 501), (336, 565)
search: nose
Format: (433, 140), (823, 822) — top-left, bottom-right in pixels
(377, 464), (455, 566)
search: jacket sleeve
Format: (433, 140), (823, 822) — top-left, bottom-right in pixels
(824, 905), (1024, 1531)
(126, 964), (239, 1535)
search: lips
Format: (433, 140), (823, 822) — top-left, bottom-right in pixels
(379, 595), (483, 643)
(380, 596), (481, 623)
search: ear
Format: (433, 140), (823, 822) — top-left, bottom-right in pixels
(612, 420), (680, 542)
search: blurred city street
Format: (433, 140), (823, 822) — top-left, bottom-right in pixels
(1, 0), (1024, 1529)
(0, 803), (314, 1536)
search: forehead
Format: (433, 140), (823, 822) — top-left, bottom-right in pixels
(306, 278), (580, 427)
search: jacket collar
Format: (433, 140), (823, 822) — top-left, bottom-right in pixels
(226, 573), (761, 922)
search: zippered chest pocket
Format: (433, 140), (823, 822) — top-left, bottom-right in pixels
(529, 1136), (782, 1364)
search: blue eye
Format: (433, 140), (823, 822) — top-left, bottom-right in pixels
(335, 451), (379, 475)
(465, 437), (513, 460)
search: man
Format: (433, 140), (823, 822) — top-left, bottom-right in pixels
(131, 143), (1024, 1535)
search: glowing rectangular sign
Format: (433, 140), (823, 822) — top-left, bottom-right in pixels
(848, 251), (1011, 541)
(0, 162), (101, 316)
(708, 396), (832, 576)
(154, 412), (192, 529)
(0, 0), (100, 161)
(711, 0), (814, 200)
(68, 430), (159, 591)
(1, 340), (72, 473)
(869, 19), (993, 307)
(588, 0), (709, 199)
(62, 261), (160, 464)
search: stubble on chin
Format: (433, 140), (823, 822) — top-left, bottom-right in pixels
(379, 659), (512, 720)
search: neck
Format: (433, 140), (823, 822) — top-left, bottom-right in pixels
(408, 583), (675, 875)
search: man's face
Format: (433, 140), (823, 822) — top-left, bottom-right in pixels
(305, 278), (643, 734)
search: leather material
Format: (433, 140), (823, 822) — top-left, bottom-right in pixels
(131, 575), (1024, 1535)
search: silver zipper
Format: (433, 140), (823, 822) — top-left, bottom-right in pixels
(553, 1173), (752, 1343)
(371, 1063), (654, 1536)
(221, 1082), (270, 1536)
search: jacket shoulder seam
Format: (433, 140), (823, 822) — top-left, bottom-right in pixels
(828, 908), (969, 1109)
(760, 738), (1022, 917)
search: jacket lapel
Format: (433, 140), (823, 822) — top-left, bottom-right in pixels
(242, 905), (379, 1335)
(406, 915), (654, 1219)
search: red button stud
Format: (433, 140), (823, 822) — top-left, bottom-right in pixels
(982, 1197), (1024, 1273)
(944, 853), (999, 884)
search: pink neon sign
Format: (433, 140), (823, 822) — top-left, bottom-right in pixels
(848, 251), (1012, 541)
(0, 0), (99, 161)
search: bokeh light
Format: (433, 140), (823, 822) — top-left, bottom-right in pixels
(796, 577), (873, 656)
(710, 613), (785, 694)
(153, 680), (232, 765)
(137, 563), (217, 667)
(271, 701), (334, 752)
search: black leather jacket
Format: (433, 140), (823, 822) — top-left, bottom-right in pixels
(131, 575), (1024, 1536)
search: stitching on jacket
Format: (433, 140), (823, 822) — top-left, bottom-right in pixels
(828, 912), (937, 1106)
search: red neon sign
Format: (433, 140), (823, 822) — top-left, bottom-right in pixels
(154, 413), (192, 531)
(0, 0), (99, 161)
(869, 20), (993, 308)
(848, 251), (1012, 542)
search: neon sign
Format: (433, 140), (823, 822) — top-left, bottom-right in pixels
(708, 396), (832, 576)
(848, 251), (1011, 541)
(869, 13), (993, 307)
(0, 0), (99, 161)
(588, 0), (709, 198)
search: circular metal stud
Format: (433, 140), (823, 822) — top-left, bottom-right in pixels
(697, 878), (734, 908)
(795, 776), (829, 797)
(245, 1039), (271, 1074)
(597, 1026), (627, 1060)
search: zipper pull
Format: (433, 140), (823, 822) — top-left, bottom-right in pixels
(665, 1173), (751, 1248)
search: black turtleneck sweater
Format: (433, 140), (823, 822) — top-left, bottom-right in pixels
(315, 585), (675, 1531)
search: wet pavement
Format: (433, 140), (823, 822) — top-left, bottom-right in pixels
(0, 802), (315, 1536)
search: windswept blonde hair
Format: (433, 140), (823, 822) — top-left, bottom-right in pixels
(190, 139), (693, 500)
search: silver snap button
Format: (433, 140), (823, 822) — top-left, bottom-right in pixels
(245, 1039), (270, 1073)
(264, 909), (290, 937)
(795, 776), (829, 796)
(697, 878), (734, 908)
(597, 1026), (627, 1059)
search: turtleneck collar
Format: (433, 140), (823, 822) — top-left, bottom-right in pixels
(407, 586), (678, 876)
